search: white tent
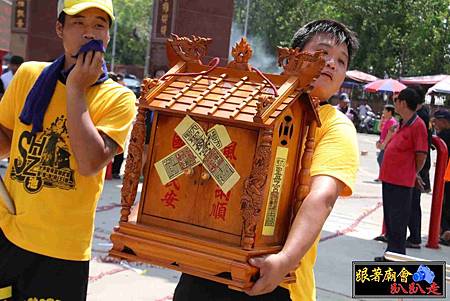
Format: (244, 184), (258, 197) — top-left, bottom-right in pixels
(428, 76), (450, 94)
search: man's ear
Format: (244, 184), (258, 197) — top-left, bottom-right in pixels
(56, 21), (63, 39)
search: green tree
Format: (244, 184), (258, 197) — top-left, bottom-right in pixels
(106, 0), (153, 66)
(233, 0), (450, 77)
(328, 0), (450, 77)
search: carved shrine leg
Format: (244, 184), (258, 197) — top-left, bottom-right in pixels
(120, 106), (147, 222)
(240, 128), (273, 250)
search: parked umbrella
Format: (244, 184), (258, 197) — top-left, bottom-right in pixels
(427, 76), (450, 95)
(363, 78), (407, 93)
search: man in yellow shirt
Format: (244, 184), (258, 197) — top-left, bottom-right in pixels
(173, 19), (359, 301)
(0, 0), (136, 300)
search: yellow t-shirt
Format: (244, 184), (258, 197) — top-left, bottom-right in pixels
(0, 62), (137, 261)
(287, 104), (359, 300)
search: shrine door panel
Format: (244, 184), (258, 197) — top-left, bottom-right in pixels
(195, 125), (258, 236)
(140, 114), (206, 225)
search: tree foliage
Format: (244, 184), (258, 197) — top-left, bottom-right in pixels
(233, 0), (450, 77)
(106, 0), (153, 66)
(111, 0), (450, 76)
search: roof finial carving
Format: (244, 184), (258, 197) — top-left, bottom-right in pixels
(227, 37), (253, 71)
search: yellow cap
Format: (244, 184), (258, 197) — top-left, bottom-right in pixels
(57, 0), (115, 21)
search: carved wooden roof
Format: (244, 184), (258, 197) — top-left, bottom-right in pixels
(142, 35), (325, 127)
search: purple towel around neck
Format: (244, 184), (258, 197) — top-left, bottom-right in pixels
(19, 40), (109, 134)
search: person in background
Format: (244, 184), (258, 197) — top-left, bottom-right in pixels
(1, 56), (24, 91)
(375, 88), (428, 261)
(1, 54), (11, 74)
(404, 85), (432, 249)
(413, 86), (432, 192)
(357, 99), (372, 118)
(375, 104), (397, 177)
(334, 92), (357, 123)
(431, 110), (450, 246)
(0, 56), (24, 97)
(373, 104), (397, 241)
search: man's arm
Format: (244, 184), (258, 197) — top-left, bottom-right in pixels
(0, 123), (12, 159)
(245, 175), (344, 296)
(66, 51), (118, 176)
(380, 126), (396, 149)
(415, 152), (427, 173)
(415, 152), (427, 191)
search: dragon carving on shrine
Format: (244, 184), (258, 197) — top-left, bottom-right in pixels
(168, 34), (212, 64)
(277, 47), (325, 95)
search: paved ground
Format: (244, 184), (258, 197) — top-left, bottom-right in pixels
(2, 133), (449, 300)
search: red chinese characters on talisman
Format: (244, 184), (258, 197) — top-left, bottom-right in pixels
(209, 141), (237, 221)
(172, 133), (185, 149)
(161, 179), (180, 209)
(223, 142), (237, 161)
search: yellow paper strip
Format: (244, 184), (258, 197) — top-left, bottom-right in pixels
(154, 123), (231, 185)
(263, 147), (289, 236)
(154, 146), (200, 185)
(175, 116), (240, 193)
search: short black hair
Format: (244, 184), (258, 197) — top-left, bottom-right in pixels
(291, 19), (359, 66)
(409, 85), (425, 104)
(57, 12), (112, 28)
(10, 55), (24, 65)
(397, 87), (420, 111)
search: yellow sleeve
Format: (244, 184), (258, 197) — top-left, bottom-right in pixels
(310, 111), (359, 196)
(95, 90), (137, 153)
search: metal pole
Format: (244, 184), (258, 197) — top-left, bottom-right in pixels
(111, 18), (118, 72)
(243, 0), (250, 37)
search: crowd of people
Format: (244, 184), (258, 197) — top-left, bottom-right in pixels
(335, 87), (450, 255)
(334, 94), (379, 133)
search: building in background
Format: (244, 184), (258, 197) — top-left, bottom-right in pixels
(4, 0), (234, 76)
(0, 0), (12, 70)
(10, 0), (62, 62)
(149, 0), (234, 76)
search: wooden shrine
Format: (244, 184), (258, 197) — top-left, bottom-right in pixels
(110, 34), (326, 290)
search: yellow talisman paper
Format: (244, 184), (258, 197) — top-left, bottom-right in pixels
(262, 146), (288, 236)
(154, 124), (231, 185)
(175, 116), (240, 193)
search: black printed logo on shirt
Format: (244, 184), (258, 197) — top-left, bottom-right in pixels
(10, 115), (75, 193)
